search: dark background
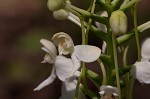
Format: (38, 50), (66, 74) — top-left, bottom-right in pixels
(0, 0), (150, 99)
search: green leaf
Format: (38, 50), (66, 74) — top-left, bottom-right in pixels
(87, 89), (100, 99)
(117, 21), (150, 45)
(119, 0), (136, 11)
(100, 54), (111, 66)
(96, 0), (112, 13)
(90, 14), (108, 25)
(111, 0), (123, 10)
(86, 69), (102, 89)
(90, 25), (107, 41)
(117, 33), (134, 45)
(111, 65), (132, 78)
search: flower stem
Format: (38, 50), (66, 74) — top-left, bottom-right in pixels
(133, 1), (141, 62)
(85, 0), (96, 43)
(80, 17), (86, 44)
(97, 58), (107, 85)
(81, 62), (88, 94)
(129, 77), (135, 99)
(129, 1), (140, 99)
(66, 3), (91, 16)
(112, 33), (122, 99)
(123, 46), (130, 99)
(74, 74), (82, 99)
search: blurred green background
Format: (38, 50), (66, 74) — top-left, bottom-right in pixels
(0, 0), (150, 99)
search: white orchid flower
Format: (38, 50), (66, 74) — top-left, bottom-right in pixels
(52, 32), (74, 55)
(99, 85), (118, 99)
(34, 39), (80, 91)
(131, 38), (150, 84)
(59, 80), (86, 99)
(34, 32), (101, 91)
(52, 32), (101, 57)
(131, 60), (150, 84)
(141, 38), (150, 59)
(52, 32), (101, 77)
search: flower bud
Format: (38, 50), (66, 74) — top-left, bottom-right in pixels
(109, 11), (128, 35)
(47, 0), (66, 11)
(53, 9), (69, 20)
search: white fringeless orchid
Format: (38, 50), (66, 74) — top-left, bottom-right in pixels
(132, 60), (150, 84)
(99, 85), (118, 99)
(52, 32), (101, 77)
(52, 32), (101, 59)
(34, 32), (101, 91)
(52, 32), (74, 55)
(34, 39), (80, 91)
(131, 38), (150, 84)
(60, 80), (86, 99)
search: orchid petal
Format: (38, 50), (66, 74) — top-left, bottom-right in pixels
(33, 67), (56, 91)
(41, 54), (55, 64)
(74, 45), (101, 63)
(60, 80), (85, 99)
(54, 55), (75, 81)
(52, 32), (74, 55)
(141, 38), (150, 59)
(99, 85), (118, 99)
(95, 11), (108, 33)
(40, 39), (57, 62)
(132, 61), (150, 84)
(69, 52), (81, 78)
(102, 41), (107, 53)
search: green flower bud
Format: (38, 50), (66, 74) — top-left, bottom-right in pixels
(109, 11), (128, 35)
(47, 0), (66, 11)
(53, 9), (69, 20)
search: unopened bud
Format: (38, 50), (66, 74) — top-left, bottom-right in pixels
(47, 0), (66, 11)
(109, 11), (128, 35)
(53, 9), (69, 20)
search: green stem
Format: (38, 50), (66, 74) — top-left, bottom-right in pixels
(123, 46), (130, 99)
(112, 33), (122, 99)
(123, 46), (129, 66)
(129, 1), (140, 99)
(81, 62), (88, 94)
(107, 30), (114, 84)
(97, 58), (107, 85)
(133, 2), (141, 62)
(86, 0), (96, 43)
(67, 3), (91, 16)
(129, 77), (135, 99)
(79, 13), (89, 96)
(80, 17), (86, 44)
(106, 0), (111, 5)
(74, 74), (82, 99)
(64, 4), (81, 17)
